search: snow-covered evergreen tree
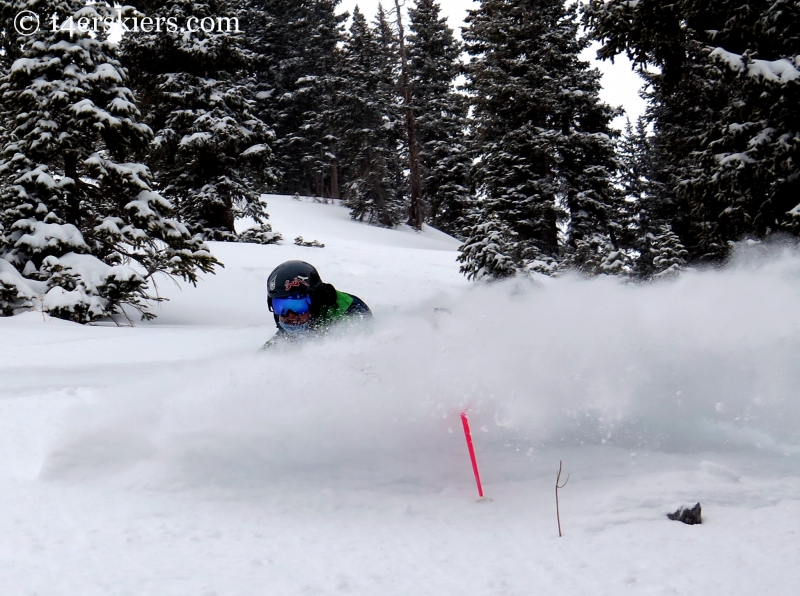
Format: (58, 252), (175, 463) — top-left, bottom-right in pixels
(407, 0), (472, 238)
(584, 0), (800, 263)
(612, 118), (646, 266)
(561, 233), (634, 277)
(121, 0), (279, 243)
(293, 1), (349, 200)
(650, 225), (688, 279)
(615, 116), (687, 278)
(461, 0), (620, 278)
(618, 117), (650, 207)
(695, 2), (800, 245)
(584, 1), (698, 258)
(598, 242), (634, 276)
(336, 6), (405, 227)
(373, 4), (408, 214)
(240, 0), (346, 198)
(457, 214), (518, 280)
(0, 1), (217, 322)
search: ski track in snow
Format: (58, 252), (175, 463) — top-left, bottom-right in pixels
(2, 195), (800, 595)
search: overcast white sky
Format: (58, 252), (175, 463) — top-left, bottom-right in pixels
(338, 0), (646, 128)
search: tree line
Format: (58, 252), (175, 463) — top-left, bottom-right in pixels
(0, 0), (798, 322)
(460, 0), (800, 281)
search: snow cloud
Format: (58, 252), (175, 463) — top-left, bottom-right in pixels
(42, 241), (800, 490)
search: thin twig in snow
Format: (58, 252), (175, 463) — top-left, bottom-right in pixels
(556, 459), (569, 537)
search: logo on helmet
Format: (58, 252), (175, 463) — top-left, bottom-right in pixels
(284, 275), (310, 291)
(268, 276), (276, 291)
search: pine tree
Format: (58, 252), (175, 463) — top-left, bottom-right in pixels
(407, 0), (472, 238)
(295, 1), (349, 200)
(336, 6), (405, 227)
(121, 0), (280, 243)
(461, 0), (620, 278)
(240, 0), (346, 198)
(373, 4), (408, 215)
(650, 224), (689, 279)
(457, 213), (518, 280)
(0, 1), (217, 322)
(615, 116), (687, 278)
(618, 117), (649, 206)
(584, 0), (800, 263)
(394, 0), (425, 230)
(694, 2), (800, 245)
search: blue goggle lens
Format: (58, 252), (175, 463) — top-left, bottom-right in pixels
(272, 294), (311, 317)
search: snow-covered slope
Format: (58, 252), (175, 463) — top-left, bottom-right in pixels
(2, 196), (800, 595)
(148, 194), (467, 327)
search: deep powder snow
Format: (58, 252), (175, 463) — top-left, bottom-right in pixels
(1, 195), (799, 595)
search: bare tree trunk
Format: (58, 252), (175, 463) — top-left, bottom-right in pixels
(315, 171), (324, 199)
(394, 0), (424, 230)
(329, 141), (340, 200)
(63, 151), (82, 228)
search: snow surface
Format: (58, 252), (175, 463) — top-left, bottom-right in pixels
(2, 195), (800, 595)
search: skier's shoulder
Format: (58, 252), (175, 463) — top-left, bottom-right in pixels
(341, 292), (372, 317)
(338, 290), (371, 317)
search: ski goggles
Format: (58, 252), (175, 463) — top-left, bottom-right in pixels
(272, 294), (311, 317)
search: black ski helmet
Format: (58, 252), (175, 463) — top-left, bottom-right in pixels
(267, 260), (323, 299)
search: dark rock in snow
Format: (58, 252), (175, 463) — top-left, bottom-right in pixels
(668, 503), (702, 525)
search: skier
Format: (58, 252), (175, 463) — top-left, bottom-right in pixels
(261, 260), (371, 349)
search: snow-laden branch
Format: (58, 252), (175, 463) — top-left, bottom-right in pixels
(710, 47), (800, 84)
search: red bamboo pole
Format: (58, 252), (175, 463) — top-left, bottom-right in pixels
(460, 412), (484, 498)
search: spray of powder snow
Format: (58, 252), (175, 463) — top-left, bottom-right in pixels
(43, 242), (800, 488)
